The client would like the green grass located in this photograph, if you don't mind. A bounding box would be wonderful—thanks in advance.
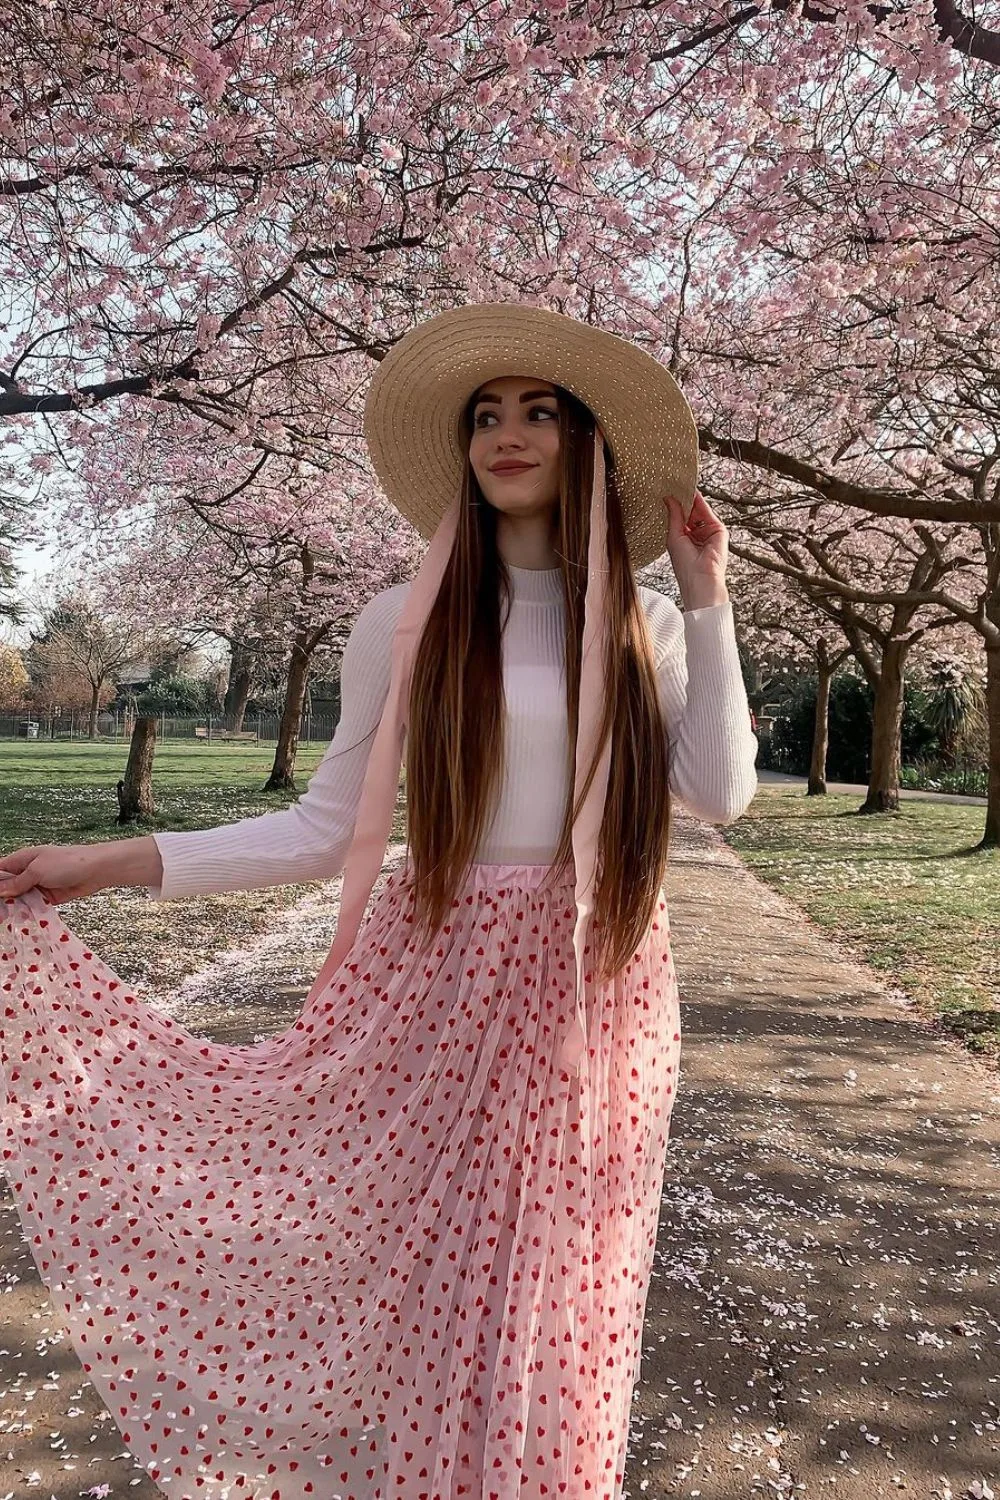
[0,739,329,850]
[0,738,330,789]
[724,786,1000,1062]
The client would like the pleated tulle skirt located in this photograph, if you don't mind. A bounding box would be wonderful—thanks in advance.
[1,859,681,1500]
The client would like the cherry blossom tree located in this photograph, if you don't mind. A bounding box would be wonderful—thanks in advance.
[3,1,996,427]
[6,0,991,454]
[64,403,421,787]
[640,2,1000,841]
[688,294,1000,835]
[0,0,684,477]
[720,495,995,830]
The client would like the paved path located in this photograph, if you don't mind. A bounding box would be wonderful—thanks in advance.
[758,769,989,808]
[2,820,998,1499]
[641,817,1000,1499]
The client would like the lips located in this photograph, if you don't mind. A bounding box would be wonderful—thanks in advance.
[489,462,536,475]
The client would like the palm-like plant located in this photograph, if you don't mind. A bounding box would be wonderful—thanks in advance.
[921,655,986,769]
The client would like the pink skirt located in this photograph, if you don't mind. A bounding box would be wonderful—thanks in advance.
[1,859,681,1500]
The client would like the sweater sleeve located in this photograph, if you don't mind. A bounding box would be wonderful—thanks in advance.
[639,588,759,825]
[148,583,409,900]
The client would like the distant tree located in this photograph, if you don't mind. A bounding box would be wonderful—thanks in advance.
[27,593,170,738]
[0,641,29,706]
[0,495,25,625]
[27,659,114,722]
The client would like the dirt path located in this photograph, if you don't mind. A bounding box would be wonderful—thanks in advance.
[2,821,998,1499]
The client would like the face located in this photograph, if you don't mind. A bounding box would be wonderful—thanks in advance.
[467,375,561,519]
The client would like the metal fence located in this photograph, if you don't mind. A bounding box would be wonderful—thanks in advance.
[0,710,339,746]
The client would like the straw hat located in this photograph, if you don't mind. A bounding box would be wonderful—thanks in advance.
[363,302,698,570]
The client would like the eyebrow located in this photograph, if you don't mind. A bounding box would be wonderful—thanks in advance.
[473,388,558,406]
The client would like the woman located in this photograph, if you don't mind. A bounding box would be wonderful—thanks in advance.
[1,304,758,1500]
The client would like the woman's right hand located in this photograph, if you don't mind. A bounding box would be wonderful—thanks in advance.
[0,836,163,905]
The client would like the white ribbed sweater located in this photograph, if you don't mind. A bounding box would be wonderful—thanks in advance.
[150,565,759,900]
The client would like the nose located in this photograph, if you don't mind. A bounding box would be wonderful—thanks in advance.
[494,422,527,450]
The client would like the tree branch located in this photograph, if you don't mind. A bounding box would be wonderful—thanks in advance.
[0,360,201,416]
[933,0,1000,63]
[700,428,1000,523]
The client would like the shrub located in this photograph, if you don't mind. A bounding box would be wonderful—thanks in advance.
[767,673,956,783]
[135,674,220,716]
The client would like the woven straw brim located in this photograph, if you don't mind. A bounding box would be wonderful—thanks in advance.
[364,303,698,572]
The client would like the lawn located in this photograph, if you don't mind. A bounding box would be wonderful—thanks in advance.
[0,738,407,1002]
[0,738,329,850]
[723,785,1000,1063]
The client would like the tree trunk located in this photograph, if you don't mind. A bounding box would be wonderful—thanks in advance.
[223,642,254,733]
[939,724,959,770]
[116,716,157,823]
[808,641,833,796]
[88,682,100,740]
[980,639,1000,850]
[265,640,310,792]
[860,639,906,814]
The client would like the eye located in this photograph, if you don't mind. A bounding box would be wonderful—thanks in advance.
[473,410,497,428]
[530,405,558,421]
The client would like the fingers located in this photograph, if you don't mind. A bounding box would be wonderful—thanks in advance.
[685,491,718,520]
[665,491,725,543]
[684,492,724,536]
[683,515,715,539]
[0,849,35,876]
[663,493,690,532]
[0,850,42,899]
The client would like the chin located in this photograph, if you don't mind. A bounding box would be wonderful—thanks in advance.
[484,490,559,517]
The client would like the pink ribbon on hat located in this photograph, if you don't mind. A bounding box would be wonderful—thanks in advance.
[307,429,611,1084]
[564,430,611,1078]
[304,494,460,1007]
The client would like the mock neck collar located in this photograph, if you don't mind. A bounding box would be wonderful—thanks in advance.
[506,562,563,604]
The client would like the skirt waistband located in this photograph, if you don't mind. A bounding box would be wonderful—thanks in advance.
[391,857,575,897]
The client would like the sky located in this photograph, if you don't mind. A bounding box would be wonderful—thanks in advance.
[7,539,57,646]
[14,540,54,579]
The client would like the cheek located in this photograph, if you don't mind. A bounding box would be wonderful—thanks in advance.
[539,427,561,468]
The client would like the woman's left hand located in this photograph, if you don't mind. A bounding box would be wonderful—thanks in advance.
[663,490,730,611]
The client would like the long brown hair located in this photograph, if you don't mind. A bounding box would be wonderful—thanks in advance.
[405,385,673,983]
